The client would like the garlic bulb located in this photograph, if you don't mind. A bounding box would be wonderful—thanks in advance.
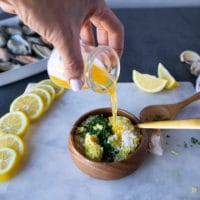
[190,61,200,76]
[180,50,200,76]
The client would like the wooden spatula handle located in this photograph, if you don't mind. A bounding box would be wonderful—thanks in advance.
[137,118,200,129]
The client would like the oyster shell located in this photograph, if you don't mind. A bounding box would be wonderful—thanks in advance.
[0,20,53,75]
[0,48,10,62]
[21,24,36,35]
[0,62,21,72]
[13,55,39,64]
[2,25,22,36]
[180,50,200,64]
[0,32,6,47]
[25,36,44,45]
[32,44,51,58]
[7,35,31,55]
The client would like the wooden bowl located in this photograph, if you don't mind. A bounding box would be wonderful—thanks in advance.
[68,108,149,180]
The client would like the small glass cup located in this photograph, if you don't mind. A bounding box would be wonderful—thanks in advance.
[47,42,120,93]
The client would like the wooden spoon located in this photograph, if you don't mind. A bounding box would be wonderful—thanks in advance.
[140,92,200,121]
[136,118,200,129]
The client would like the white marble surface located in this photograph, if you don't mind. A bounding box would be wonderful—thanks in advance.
[1,82,200,200]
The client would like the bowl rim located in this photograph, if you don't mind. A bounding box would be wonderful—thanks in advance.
[69,107,149,165]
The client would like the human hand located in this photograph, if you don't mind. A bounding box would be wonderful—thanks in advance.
[0,0,124,91]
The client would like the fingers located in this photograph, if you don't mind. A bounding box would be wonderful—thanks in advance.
[80,21,95,46]
[53,27,84,91]
[0,2,16,14]
[91,7,124,57]
[96,26,108,46]
[0,0,124,92]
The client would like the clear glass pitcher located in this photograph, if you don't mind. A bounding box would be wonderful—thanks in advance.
[47,42,120,93]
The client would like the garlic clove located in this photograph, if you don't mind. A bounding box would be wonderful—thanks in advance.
[180,50,200,64]
[190,61,200,76]
[149,129,163,156]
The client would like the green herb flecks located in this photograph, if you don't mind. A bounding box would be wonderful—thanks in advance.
[76,115,118,162]
[171,150,179,156]
[191,137,199,144]
[184,141,188,148]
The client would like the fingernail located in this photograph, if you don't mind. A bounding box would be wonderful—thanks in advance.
[70,79,83,91]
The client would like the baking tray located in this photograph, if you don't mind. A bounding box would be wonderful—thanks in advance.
[0,16,48,86]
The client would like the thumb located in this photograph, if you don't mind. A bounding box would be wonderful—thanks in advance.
[54,32,84,91]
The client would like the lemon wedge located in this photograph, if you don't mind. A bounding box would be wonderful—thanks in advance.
[157,63,179,89]
[10,93,44,122]
[26,87,52,112]
[37,79,65,99]
[0,147,20,182]
[132,70,167,93]
[0,111,29,138]
[0,134,26,159]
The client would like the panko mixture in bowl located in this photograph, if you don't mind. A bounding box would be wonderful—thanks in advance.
[68,108,149,180]
[75,114,141,162]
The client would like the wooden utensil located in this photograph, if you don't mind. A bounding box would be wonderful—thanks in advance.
[140,92,200,121]
[136,118,200,129]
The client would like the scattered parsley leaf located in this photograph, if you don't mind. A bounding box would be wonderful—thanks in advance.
[191,187,198,193]
[171,150,179,156]
[191,137,199,144]
[184,142,188,148]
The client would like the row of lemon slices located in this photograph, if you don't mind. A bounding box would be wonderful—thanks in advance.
[0,79,65,182]
[132,63,179,93]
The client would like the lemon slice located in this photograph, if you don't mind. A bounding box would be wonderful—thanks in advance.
[10,93,44,122]
[37,79,65,99]
[157,63,179,89]
[34,84,56,101]
[0,111,29,138]
[0,134,26,158]
[132,70,167,93]
[0,147,20,182]
[26,88,52,112]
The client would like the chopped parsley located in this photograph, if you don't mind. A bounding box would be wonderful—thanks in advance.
[191,187,198,193]
[76,115,118,162]
[171,150,179,156]
[165,137,200,148]
[184,142,188,148]
[191,137,199,144]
